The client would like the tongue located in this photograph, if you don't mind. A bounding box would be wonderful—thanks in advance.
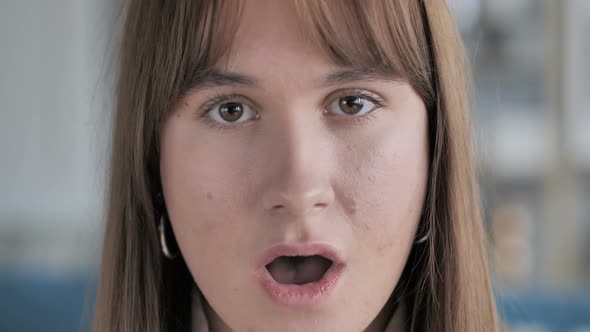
[266,256,332,285]
[266,256,297,284]
[294,256,332,284]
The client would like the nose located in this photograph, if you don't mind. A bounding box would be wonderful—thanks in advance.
[260,118,335,217]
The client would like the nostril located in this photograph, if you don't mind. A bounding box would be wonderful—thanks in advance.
[261,173,335,204]
[262,188,334,216]
[269,203,326,216]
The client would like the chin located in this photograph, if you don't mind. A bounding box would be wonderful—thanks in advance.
[240,312,364,332]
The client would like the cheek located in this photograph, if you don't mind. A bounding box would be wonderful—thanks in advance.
[159,120,253,267]
[336,109,429,314]
[340,107,429,273]
[366,149,427,235]
[345,121,428,235]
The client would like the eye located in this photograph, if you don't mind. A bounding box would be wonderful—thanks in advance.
[325,92,382,118]
[204,99,258,125]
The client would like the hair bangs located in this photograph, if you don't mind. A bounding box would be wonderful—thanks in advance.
[152,0,243,109]
[294,0,435,108]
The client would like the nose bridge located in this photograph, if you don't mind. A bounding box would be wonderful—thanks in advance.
[261,114,335,216]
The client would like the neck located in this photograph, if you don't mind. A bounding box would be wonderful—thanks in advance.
[365,295,401,332]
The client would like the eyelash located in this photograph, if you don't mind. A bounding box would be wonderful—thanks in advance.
[198,92,253,131]
[198,89,385,131]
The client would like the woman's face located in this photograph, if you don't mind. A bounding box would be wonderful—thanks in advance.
[160,1,429,331]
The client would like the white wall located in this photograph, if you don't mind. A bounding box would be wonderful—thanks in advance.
[0,0,119,273]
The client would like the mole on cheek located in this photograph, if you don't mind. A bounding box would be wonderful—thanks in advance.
[175,102,189,117]
[207,192,214,200]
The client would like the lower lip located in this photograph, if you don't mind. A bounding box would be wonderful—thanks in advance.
[255,263,344,307]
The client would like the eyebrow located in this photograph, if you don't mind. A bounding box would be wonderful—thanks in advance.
[321,67,402,86]
[184,70,258,90]
[183,67,402,92]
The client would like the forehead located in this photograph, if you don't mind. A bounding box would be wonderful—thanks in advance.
[215,0,339,86]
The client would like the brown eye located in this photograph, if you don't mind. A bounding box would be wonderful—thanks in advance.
[207,100,257,125]
[219,102,244,122]
[338,96,365,115]
[327,95,378,117]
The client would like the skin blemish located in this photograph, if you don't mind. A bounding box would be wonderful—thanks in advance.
[207,192,213,200]
[377,241,393,254]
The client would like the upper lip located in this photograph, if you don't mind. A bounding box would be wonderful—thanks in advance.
[256,242,345,270]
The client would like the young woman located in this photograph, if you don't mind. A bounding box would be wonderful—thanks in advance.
[93,0,499,331]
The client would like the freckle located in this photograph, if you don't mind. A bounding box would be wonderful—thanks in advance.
[207,192,213,200]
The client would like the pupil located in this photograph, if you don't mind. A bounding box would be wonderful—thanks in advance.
[339,96,363,114]
[220,102,243,121]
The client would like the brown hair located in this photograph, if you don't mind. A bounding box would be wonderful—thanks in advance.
[93,1,499,331]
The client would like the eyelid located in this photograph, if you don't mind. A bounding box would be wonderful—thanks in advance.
[197,88,385,130]
[323,89,385,113]
[200,92,259,115]
[198,92,260,130]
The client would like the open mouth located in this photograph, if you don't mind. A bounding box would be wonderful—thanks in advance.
[265,255,333,285]
[255,243,345,306]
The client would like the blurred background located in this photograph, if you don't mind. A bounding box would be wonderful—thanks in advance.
[0,0,588,331]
